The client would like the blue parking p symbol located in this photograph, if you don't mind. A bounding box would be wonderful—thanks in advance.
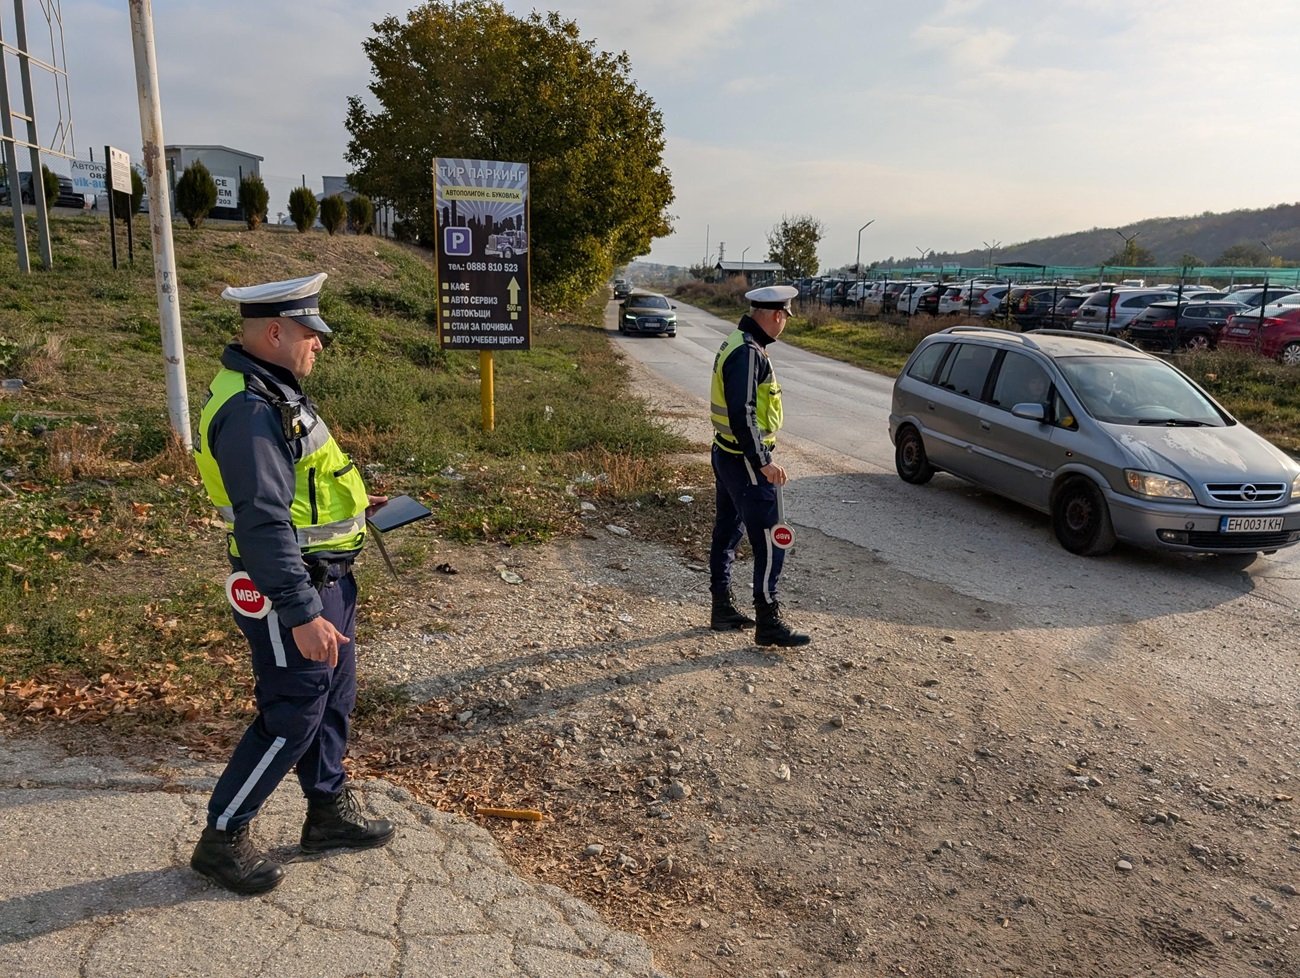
[444,226,472,256]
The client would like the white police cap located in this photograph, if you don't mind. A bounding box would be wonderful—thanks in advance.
[221,272,331,333]
[744,284,799,311]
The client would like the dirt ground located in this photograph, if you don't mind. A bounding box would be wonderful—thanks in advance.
[304,503,1300,978]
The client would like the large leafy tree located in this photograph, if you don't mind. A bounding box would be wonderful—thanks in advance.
[766,214,823,278]
[345,1,674,307]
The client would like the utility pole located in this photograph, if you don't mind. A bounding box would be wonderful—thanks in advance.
[129,0,191,449]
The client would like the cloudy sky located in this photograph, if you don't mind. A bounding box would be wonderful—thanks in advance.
[36,0,1300,269]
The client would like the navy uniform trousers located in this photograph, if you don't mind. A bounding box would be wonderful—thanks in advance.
[207,563,356,833]
[710,444,785,605]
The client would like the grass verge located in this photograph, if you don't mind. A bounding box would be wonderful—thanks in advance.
[0,217,696,728]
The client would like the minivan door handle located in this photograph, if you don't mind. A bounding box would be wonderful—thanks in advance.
[979,420,991,431]
[926,401,936,411]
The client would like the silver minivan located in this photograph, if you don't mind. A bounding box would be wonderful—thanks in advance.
[889,326,1300,556]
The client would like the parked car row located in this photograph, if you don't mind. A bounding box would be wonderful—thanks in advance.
[842,276,1300,364]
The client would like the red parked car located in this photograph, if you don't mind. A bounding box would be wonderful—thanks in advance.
[1218,305,1300,365]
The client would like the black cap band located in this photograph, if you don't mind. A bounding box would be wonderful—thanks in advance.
[238,299,321,320]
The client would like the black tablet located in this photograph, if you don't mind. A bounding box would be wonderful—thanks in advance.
[366,494,432,533]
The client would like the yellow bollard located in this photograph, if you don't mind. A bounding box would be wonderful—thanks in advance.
[480,350,495,432]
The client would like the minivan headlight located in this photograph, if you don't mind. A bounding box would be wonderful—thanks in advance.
[1125,470,1194,499]
[1291,474,1300,500]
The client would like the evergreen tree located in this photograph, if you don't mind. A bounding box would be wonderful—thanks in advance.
[346,194,374,234]
[287,186,319,233]
[175,161,218,228]
[238,174,270,230]
[320,194,347,235]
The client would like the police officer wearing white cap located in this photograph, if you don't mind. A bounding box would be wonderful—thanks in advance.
[707,284,810,647]
[190,273,394,894]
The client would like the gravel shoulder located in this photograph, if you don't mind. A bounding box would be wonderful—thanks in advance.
[340,355,1300,976]
[14,349,1298,977]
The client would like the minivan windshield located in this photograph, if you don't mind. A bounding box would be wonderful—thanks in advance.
[1056,356,1227,426]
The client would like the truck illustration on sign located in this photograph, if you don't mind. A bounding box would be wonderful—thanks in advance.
[485,229,527,259]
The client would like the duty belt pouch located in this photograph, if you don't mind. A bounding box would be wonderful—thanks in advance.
[307,562,329,590]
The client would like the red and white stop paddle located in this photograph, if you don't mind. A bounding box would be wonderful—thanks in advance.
[771,484,795,550]
[225,571,271,619]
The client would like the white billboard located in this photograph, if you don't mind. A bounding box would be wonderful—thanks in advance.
[70,159,105,194]
[213,173,237,210]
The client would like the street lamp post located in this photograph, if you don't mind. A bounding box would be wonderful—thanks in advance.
[1114,228,1140,268]
[982,239,1000,271]
[741,246,750,286]
[855,219,875,286]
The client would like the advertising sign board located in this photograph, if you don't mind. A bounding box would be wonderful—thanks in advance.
[434,157,531,351]
[213,173,237,210]
[71,159,106,195]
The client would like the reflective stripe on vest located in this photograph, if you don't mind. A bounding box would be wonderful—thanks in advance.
[194,368,369,556]
[710,329,782,453]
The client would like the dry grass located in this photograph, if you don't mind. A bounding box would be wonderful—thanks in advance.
[40,423,123,481]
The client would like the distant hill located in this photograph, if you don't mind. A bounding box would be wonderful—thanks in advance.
[918,202,1300,269]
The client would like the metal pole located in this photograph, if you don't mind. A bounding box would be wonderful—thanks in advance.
[105,144,118,269]
[12,0,52,270]
[856,219,874,291]
[0,12,30,272]
[129,0,191,449]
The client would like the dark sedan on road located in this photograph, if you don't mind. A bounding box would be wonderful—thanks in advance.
[618,291,677,337]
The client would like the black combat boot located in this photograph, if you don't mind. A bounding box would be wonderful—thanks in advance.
[754,598,811,648]
[190,824,285,895]
[300,787,396,853]
[710,589,756,631]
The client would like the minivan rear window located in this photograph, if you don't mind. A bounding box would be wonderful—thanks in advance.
[907,341,950,383]
[936,343,996,398]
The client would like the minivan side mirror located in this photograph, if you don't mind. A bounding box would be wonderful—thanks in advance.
[1011,402,1047,422]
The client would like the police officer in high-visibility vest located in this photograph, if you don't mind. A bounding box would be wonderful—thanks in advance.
[709,284,811,647]
[190,273,394,895]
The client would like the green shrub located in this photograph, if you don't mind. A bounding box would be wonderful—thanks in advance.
[237,174,270,230]
[346,194,374,234]
[288,186,318,233]
[175,161,217,228]
[320,194,347,236]
[40,165,60,207]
